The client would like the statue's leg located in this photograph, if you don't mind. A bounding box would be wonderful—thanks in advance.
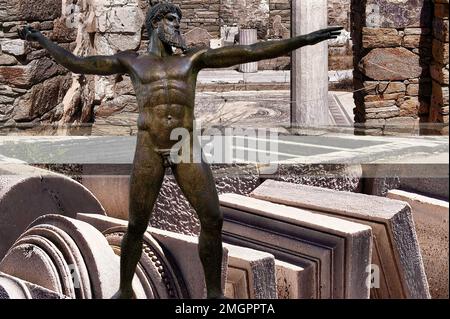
[172,161,224,299]
[113,132,165,299]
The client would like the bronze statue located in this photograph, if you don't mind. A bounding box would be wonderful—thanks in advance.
[19,3,342,299]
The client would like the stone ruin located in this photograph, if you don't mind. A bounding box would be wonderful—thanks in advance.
[1,163,447,299]
[352,0,449,135]
[0,0,354,132]
[0,0,448,300]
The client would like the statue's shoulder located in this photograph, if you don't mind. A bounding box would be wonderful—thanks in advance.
[184,46,208,60]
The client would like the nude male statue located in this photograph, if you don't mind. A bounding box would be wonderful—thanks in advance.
[19,3,342,299]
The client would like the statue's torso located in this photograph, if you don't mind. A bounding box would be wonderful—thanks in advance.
[119,51,203,149]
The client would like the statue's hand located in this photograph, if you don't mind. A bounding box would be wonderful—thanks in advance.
[308,26,344,45]
[18,26,41,42]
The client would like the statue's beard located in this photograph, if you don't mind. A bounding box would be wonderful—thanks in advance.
[158,26,187,52]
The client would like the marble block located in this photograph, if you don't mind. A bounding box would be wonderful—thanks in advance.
[250,180,430,298]
[219,193,372,299]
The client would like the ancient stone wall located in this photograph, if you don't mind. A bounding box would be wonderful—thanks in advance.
[429,0,449,134]
[0,0,354,130]
[0,0,72,130]
[351,0,446,135]
[172,0,221,37]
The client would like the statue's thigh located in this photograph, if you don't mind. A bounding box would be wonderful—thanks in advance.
[172,162,221,222]
[129,142,165,220]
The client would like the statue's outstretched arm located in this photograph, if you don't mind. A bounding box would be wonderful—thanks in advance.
[19,26,126,75]
[198,26,343,69]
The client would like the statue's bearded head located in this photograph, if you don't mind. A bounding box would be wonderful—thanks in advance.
[146,3,187,52]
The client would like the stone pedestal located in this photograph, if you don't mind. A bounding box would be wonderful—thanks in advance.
[291,0,329,127]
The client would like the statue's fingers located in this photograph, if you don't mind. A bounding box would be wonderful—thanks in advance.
[327,26,344,32]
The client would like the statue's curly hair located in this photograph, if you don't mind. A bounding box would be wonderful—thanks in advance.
[146,2,182,32]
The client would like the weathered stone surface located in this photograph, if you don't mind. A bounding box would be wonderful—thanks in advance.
[0,164,106,260]
[251,180,431,298]
[399,97,420,116]
[431,80,450,109]
[406,84,420,96]
[384,117,420,134]
[17,223,91,299]
[365,0,433,28]
[50,18,77,43]
[224,244,277,299]
[220,193,372,299]
[0,58,67,89]
[365,100,397,108]
[403,35,431,48]
[0,39,28,56]
[0,243,64,294]
[404,27,431,35]
[362,28,402,48]
[221,0,270,39]
[22,280,67,299]
[364,93,405,102]
[25,215,125,299]
[430,63,450,85]
[0,272,66,299]
[435,2,449,18]
[94,33,142,55]
[184,27,214,48]
[433,17,450,42]
[11,234,76,298]
[0,85,26,98]
[359,47,423,80]
[12,75,72,122]
[0,271,32,299]
[363,81,406,94]
[77,213,229,299]
[365,106,400,119]
[270,15,290,39]
[263,164,363,193]
[387,190,449,299]
[0,54,18,66]
[432,39,450,65]
[363,118,386,128]
[0,0,61,22]
[275,260,313,299]
[96,6,144,33]
[328,0,351,30]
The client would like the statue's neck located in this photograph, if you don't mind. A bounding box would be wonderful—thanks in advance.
[148,32,173,57]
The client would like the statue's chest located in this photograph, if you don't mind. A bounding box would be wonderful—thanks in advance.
[131,56,193,84]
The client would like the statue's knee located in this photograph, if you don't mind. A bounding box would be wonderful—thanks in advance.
[127,222,147,237]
